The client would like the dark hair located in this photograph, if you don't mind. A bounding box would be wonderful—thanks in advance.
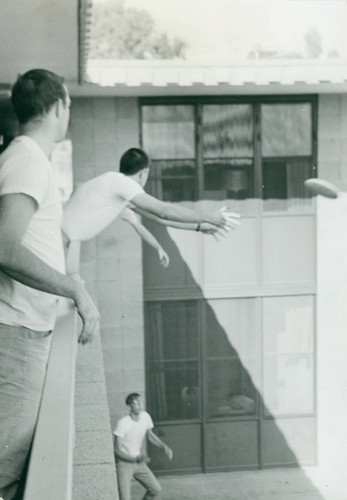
[119,148,149,175]
[125,393,140,406]
[11,69,67,124]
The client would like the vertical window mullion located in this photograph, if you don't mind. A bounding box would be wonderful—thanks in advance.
[196,103,204,199]
[254,102,263,200]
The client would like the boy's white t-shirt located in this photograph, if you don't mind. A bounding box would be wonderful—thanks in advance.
[62,172,144,241]
[114,411,154,458]
[0,136,65,331]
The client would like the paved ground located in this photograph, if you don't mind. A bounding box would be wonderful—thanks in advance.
[132,468,329,500]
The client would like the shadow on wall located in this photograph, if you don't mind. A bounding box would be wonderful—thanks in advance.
[141,219,322,497]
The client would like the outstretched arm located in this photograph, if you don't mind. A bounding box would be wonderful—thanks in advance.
[147,429,173,460]
[131,192,238,229]
[0,193,99,344]
[121,208,169,267]
[132,206,238,238]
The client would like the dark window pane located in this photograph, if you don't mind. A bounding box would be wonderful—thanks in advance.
[203,105,253,158]
[142,105,195,159]
[262,104,312,157]
[262,160,314,211]
[148,361,200,421]
[146,160,196,201]
[145,301,199,361]
[207,359,257,418]
[161,178,195,202]
[204,159,253,199]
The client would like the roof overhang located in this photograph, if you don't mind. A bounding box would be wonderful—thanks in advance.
[81,59,347,96]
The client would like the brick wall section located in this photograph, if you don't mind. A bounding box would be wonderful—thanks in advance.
[318,94,347,191]
[69,97,145,498]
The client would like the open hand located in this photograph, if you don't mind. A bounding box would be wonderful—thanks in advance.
[219,207,241,230]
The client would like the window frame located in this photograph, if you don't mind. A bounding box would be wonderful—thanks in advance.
[139,94,318,207]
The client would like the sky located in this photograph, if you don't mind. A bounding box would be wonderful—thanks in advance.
[93,0,347,61]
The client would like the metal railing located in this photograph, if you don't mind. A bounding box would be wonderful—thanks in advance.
[23,300,78,500]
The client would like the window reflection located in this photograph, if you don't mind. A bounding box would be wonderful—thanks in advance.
[148,361,200,421]
[261,103,312,157]
[205,299,258,418]
[142,105,195,159]
[262,296,314,416]
[203,105,253,158]
[207,359,257,418]
[145,301,200,421]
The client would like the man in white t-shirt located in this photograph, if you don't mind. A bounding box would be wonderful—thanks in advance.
[62,148,241,273]
[114,393,172,500]
[0,69,99,500]
[62,149,170,269]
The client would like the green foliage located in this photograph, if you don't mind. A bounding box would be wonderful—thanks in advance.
[89,0,187,60]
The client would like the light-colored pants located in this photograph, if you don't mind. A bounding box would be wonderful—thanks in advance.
[0,325,52,500]
[116,460,162,500]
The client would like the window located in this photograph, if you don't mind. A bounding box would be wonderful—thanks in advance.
[141,97,317,212]
[142,105,196,201]
[261,103,314,211]
[142,96,317,473]
[262,295,314,416]
[145,301,200,421]
[205,299,258,418]
[202,104,254,201]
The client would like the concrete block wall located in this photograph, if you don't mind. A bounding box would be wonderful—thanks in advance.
[69,97,146,496]
[73,334,118,500]
[318,94,347,192]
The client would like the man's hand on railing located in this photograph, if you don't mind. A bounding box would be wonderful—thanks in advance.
[71,275,100,344]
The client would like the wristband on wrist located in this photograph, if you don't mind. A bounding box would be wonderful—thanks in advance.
[196,223,201,232]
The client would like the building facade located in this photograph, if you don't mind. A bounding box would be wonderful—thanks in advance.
[66,87,346,496]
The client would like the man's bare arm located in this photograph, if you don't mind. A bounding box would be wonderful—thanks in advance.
[131,192,229,227]
[147,429,173,460]
[132,206,232,235]
[0,194,99,343]
[121,209,169,267]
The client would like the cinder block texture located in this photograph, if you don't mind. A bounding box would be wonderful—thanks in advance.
[318,94,347,192]
[73,464,118,500]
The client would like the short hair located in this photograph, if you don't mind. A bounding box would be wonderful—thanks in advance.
[125,393,141,406]
[119,148,149,175]
[11,69,67,124]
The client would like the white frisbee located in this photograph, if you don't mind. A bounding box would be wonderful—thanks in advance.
[304,178,339,199]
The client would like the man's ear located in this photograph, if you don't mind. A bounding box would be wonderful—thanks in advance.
[55,99,66,118]
[141,167,149,179]
[54,101,60,118]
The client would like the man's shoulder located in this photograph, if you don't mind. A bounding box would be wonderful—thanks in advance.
[117,414,131,425]
[140,411,154,426]
[113,414,131,434]
[0,137,47,171]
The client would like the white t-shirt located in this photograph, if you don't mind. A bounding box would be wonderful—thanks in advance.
[62,172,144,241]
[114,411,154,458]
[0,136,65,331]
